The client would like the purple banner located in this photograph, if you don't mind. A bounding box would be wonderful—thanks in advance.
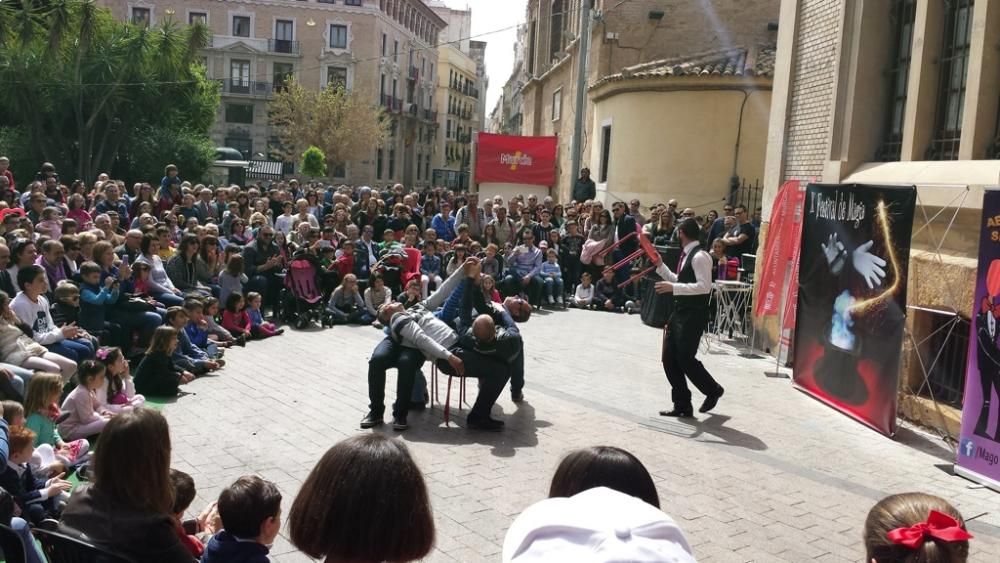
[957,189,1000,492]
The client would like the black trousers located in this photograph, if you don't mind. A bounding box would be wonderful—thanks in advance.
[662,307,722,410]
[974,366,1000,439]
[435,347,511,420]
[368,337,425,418]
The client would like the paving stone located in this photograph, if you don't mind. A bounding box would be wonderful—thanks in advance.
[166,310,1000,561]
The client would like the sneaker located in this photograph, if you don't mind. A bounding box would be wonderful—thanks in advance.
[373,320,384,329]
[214,359,226,368]
[275,328,285,335]
[546,295,554,305]
[392,415,409,431]
[360,412,383,429]
[467,415,504,432]
[556,296,564,307]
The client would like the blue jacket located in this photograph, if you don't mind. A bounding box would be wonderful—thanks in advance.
[201,531,270,563]
[431,213,456,241]
[184,322,211,349]
[80,281,118,331]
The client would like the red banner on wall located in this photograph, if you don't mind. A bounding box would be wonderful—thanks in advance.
[475,133,558,186]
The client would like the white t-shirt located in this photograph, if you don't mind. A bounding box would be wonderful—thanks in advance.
[10,292,64,345]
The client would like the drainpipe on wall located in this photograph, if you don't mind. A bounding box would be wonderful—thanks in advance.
[729,89,751,204]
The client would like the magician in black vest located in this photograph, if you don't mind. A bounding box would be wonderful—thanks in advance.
[653,218,725,417]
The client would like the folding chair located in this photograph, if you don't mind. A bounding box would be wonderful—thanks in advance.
[0,524,26,563]
[32,527,135,563]
[431,362,469,426]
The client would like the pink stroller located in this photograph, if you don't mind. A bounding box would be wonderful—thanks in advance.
[282,252,328,329]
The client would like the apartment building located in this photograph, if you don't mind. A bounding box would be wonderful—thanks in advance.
[434,44,480,190]
[99,0,445,187]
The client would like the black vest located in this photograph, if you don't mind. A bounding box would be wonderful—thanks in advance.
[673,245,711,311]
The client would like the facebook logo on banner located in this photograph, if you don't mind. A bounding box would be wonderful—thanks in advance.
[960,438,975,458]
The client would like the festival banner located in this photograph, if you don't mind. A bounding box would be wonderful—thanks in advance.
[756,180,803,316]
[793,184,916,436]
[956,188,1000,492]
[475,133,558,186]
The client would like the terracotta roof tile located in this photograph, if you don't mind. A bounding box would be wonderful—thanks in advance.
[592,45,776,88]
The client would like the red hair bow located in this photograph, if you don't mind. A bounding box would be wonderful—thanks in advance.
[887,510,973,549]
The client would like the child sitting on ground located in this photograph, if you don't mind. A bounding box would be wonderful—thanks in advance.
[540,248,565,307]
[571,271,596,309]
[166,307,222,376]
[327,274,372,325]
[595,268,624,312]
[58,359,112,441]
[95,346,145,414]
[24,373,89,475]
[246,292,283,337]
[183,299,222,358]
[204,296,242,347]
[222,293,270,341]
[202,475,282,563]
[134,326,195,397]
[0,426,72,524]
[419,240,442,299]
[363,274,392,328]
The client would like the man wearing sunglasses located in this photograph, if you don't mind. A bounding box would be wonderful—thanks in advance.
[242,226,283,317]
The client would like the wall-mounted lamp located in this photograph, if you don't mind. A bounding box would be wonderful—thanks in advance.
[306,19,317,27]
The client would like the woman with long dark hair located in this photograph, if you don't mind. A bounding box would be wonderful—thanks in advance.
[61,409,192,562]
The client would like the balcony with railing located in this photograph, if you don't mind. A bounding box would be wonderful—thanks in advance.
[423,109,437,122]
[381,94,402,113]
[408,66,419,80]
[219,79,273,97]
[210,35,268,51]
[268,39,301,55]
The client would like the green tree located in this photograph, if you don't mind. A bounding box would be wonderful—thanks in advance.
[269,81,389,172]
[299,146,327,179]
[0,0,220,183]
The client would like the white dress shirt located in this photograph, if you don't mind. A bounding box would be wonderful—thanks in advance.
[655,240,713,296]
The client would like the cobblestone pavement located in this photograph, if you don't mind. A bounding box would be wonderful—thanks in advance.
[163,309,1000,562]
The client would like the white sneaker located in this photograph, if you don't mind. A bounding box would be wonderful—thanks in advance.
[546,295,554,305]
[556,296,564,305]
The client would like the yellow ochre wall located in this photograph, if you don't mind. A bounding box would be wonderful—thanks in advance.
[589,86,772,209]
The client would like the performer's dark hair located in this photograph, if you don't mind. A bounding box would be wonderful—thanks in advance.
[548,446,659,508]
[289,434,434,561]
[678,218,701,241]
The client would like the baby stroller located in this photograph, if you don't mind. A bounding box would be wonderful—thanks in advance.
[281,250,330,329]
[372,247,410,295]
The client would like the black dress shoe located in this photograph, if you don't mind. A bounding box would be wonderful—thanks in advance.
[659,408,694,418]
[467,416,504,432]
[360,412,383,429]
[511,390,524,403]
[392,415,409,431]
[699,388,724,413]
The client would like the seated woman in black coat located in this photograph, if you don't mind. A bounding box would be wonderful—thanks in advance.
[60,408,193,562]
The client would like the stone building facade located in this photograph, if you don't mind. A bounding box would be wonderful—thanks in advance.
[434,44,481,190]
[99,0,445,187]
[519,0,780,202]
[759,0,1000,434]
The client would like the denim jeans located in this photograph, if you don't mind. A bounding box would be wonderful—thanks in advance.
[45,338,95,362]
[542,276,564,299]
[152,291,185,306]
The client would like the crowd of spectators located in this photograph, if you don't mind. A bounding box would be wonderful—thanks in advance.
[0,156,974,562]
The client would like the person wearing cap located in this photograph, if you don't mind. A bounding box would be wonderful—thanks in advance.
[653,218,724,418]
[501,487,696,562]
